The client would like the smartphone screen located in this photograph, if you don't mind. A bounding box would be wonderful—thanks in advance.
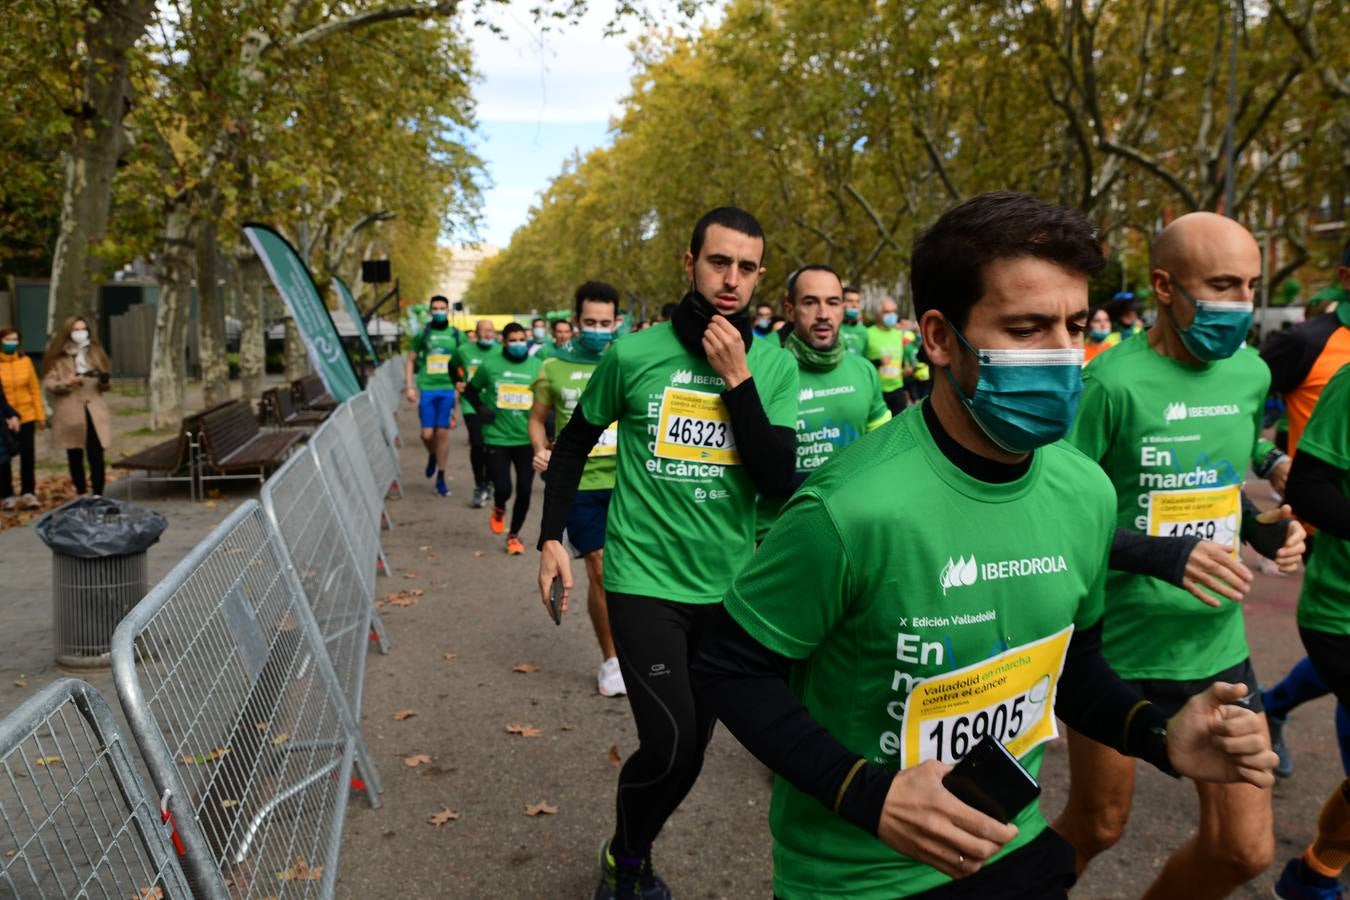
[941,734,1041,824]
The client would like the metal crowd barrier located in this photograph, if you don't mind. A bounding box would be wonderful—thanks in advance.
[0,678,191,898]
[260,448,383,806]
[311,406,389,579]
[111,502,368,899]
[351,391,402,509]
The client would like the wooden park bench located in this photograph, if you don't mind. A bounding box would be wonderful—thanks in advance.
[260,386,329,429]
[293,374,337,412]
[198,400,305,489]
[112,400,236,500]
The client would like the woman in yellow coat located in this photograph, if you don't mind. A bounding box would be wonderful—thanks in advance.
[41,316,113,496]
[0,326,47,509]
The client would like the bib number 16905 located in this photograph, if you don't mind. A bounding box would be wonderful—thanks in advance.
[924,694,1031,764]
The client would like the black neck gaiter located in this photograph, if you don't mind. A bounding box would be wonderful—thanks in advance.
[670,290,754,358]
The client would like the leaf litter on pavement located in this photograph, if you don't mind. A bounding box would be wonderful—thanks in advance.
[505,724,543,738]
[428,808,460,826]
[524,802,559,817]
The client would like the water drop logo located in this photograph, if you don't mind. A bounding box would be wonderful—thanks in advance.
[940,555,979,595]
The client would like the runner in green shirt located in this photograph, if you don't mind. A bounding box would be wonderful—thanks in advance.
[756,264,890,540]
[535,207,800,900]
[866,297,909,414]
[839,284,869,356]
[402,295,462,496]
[1055,211,1305,899]
[451,320,496,508]
[693,191,1277,900]
[530,281,626,698]
[1272,362,1350,898]
[464,323,542,556]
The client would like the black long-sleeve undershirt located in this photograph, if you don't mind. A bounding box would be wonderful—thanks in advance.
[537,403,604,548]
[720,377,798,498]
[1286,450,1350,541]
[693,400,1174,839]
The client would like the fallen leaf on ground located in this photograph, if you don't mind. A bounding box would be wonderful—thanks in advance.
[393,710,416,721]
[179,747,230,765]
[404,754,432,768]
[270,732,289,747]
[34,756,61,767]
[559,724,575,731]
[13,680,27,688]
[418,545,432,552]
[443,653,458,661]
[206,489,225,500]
[524,802,559,816]
[276,856,322,882]
[608,745,622,768]
[425,552,438,560]
[382,589,421,608]
[473,551,484,558]
[505,724,543,738]
[254,722,269,732]
[135,887,165,899]
[402,572,419,579]
[202,501,218,510]
[512,663,540,674]
[220,799,239,809]
[428,808,460,826]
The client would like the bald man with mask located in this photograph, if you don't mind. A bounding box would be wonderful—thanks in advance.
[1054,212,1304,897]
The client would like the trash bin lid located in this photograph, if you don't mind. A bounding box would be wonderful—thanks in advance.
[35,496,169,559]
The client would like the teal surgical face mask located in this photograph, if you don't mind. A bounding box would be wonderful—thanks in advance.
[1088,328,1112,342]
[577,328,613,353]
[504,341,529,361]
[478,338,497,349]
[532,326,547,343]
[1165,276,1253,362]
[843,307,860,322]
[430,311,448,324]
[942,324,1084,454]
[881,312,899,328]
[1,341,18,354]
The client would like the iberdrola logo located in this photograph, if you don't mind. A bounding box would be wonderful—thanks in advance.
[799,387,815,402]
[1163,402,1188,423]
[672,369,694,385]
[940,555,978,595]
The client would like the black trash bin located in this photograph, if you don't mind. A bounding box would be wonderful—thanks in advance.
[36,497,168,667]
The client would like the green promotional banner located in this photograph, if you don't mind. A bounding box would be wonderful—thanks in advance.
[243,223,361,401]
[334,275,380,363]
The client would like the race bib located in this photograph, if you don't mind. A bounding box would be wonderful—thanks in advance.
[880,362,901,380]
[1147,484,1241,555]
[654,387,740,465]
[426,353,451,375]
[900,625,1073,768]
[589,422,619,458]
[496,382,534,411]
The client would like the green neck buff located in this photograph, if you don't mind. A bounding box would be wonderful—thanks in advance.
[548,339,604,365]
[785,330,844,371]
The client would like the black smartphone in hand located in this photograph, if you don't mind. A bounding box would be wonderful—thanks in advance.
[941,734,1041,824]
[549,577,564,626]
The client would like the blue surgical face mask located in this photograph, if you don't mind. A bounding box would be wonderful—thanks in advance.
[1,341,17,354]
[1166,277,1253,362]
[843,307,860,322]
[505,341,529,361]
[1088,328,1111,342]
[882,312,899,328]
[478,338,497,350]
[943,324,1084,454]
[755,317,771,331]
[431,311,448,324]
[578,328,613,352]
[532,327,547,343]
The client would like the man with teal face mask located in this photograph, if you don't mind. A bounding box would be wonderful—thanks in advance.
[403,295,463,496]
[839,285,869,355]
[866,297,909,414]
[1055,211,1303,899]
[693,192,1276,900]
[530,281,627,697]
[451,319,498,507]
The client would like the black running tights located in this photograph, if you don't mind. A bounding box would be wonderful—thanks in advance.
[485,443,533,534]
[463,413,490,487]
[607,593,721,856]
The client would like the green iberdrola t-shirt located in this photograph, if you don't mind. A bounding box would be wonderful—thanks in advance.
[468,349,542,447]
[1067,336,1274,680]
[1297,363,1350,636]
[839,322,868,356]
[414,325,462,391]
[725,405,1115,899]
[533,351,618,491]
[451,345,491,415]
[865,326,907,392]
[580,321,799,603]
[756,352,891,538]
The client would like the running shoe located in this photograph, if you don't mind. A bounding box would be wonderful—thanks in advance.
[436,471,450,497]
[489,506,506,534]
[470,486,485,509]
[425,453,437,478]
[598,657,626,697]
[506,534,524,555]
[593,841,671,900]
[19,493,39,510]
[0,496,17,512]
[1268,712,1294,778]
[1273,857,1345,899]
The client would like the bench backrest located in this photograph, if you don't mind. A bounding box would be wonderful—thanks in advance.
[296,374,326,404]
[200,401,259,463]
